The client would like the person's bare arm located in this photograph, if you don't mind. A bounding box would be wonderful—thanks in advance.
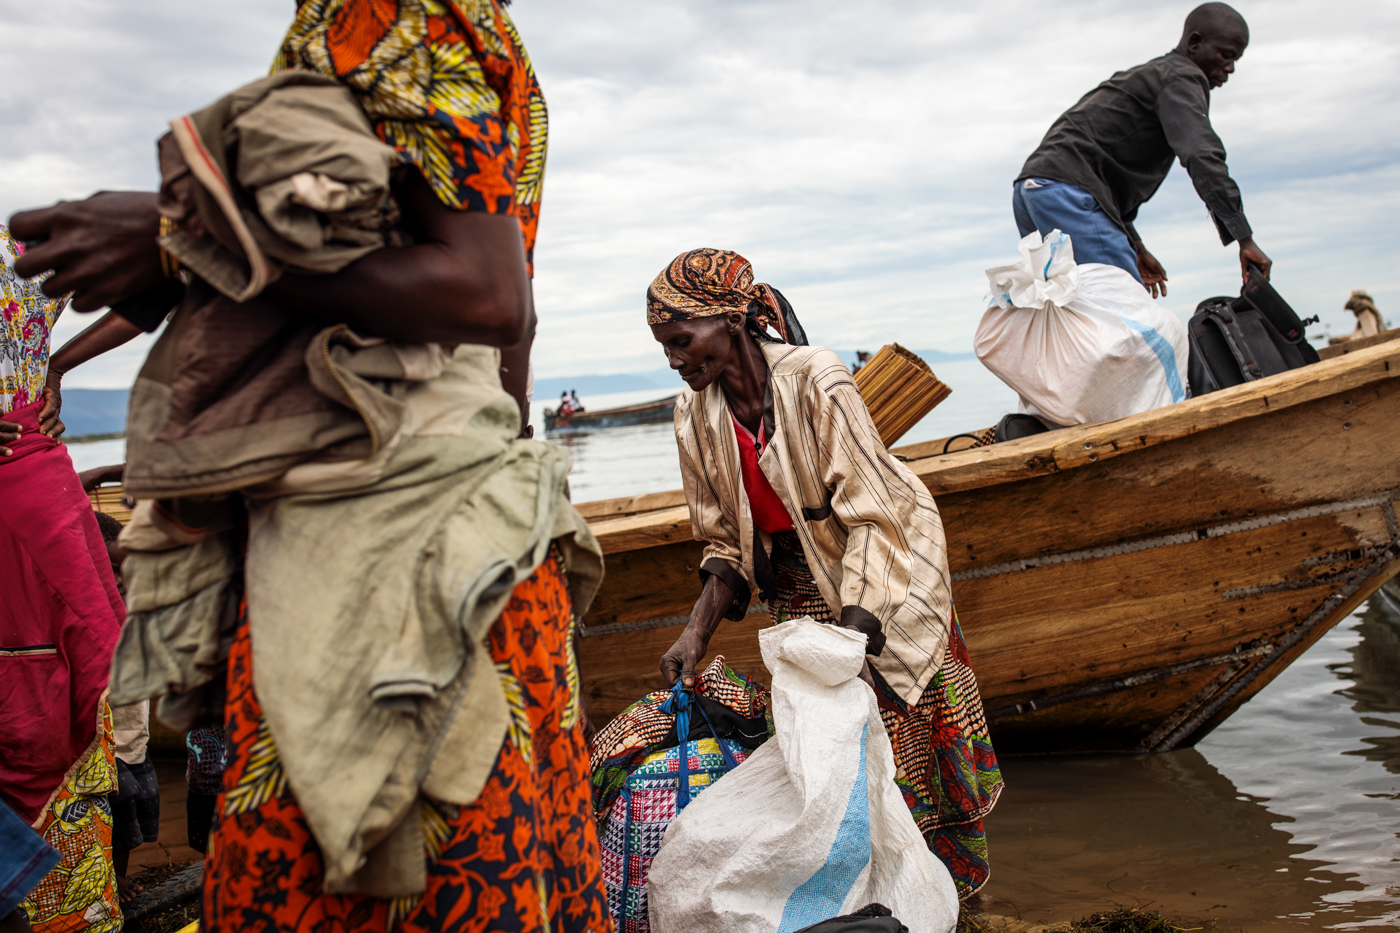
[660,575,735,690]
[499,299,537,436]
[79,463,126,492]
[264,171,530,347]
[9,170,530,348]
[38,312,145,438]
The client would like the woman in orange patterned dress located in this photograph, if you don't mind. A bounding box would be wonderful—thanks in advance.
[10,2,611,931]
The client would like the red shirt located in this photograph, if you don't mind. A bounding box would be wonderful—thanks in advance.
[731,413,794,534]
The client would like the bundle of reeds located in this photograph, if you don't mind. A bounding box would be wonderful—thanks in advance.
[88,484,133,525]
[852,343,951,447]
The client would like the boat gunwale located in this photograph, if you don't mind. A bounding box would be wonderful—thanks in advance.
[581,332,1400,552]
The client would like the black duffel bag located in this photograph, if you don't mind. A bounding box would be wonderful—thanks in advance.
[1187,265,1320,395]
[794,903,909,933]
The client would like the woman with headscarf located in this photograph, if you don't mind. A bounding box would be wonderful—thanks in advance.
[1,224,144,932]
[10,3,611,932]
[647,248,1003,897]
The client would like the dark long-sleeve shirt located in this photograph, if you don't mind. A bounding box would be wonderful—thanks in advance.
[1018,50,1251,246]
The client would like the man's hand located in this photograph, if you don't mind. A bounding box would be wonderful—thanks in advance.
[660,624,713,690]
[1136,247,1169,299]
[9,192,163,313]
[0,420,20,457]
[1239,237,1271,281]
[38,373,63,439]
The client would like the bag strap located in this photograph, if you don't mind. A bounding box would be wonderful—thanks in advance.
[1208,305,1265,381]
[658,682,741,811]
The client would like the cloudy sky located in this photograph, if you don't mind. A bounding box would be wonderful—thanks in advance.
[3,0,1397,387]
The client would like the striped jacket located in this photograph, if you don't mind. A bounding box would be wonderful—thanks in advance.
[673,342,952,705]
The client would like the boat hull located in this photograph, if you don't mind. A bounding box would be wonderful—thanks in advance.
[544,395,678,433]
[576,337,1400,753]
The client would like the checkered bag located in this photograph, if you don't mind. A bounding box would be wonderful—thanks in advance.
[598,686,750,933]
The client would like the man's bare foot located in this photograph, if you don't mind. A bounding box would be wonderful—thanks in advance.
[116,874,145,904]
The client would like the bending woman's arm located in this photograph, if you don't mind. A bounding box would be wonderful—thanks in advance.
[660,574,735,690]
[661,401,750,687]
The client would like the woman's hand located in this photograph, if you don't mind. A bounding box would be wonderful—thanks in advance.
[660,572,735,689]
[0,420,20,457]
[38,372,63,439]
[9,192,164,313]
[660,624,714,690]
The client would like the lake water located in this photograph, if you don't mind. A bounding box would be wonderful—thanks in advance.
[64,361,1400,930]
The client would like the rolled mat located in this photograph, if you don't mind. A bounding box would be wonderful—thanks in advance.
[853,344,951,447]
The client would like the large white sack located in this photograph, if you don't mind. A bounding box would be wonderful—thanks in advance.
[647,618,958,933]
[975,229,1188,427]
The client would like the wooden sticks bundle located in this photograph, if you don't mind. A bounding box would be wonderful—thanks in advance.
[852,343,952,448]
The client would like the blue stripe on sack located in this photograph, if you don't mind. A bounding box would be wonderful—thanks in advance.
[1042,230,1068,280]
[775,725,872,933]
[1120,316,1186,402]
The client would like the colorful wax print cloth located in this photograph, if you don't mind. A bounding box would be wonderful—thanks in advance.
[598,737,749,933]
[186,725,230,797]
[588,657,772,819]
[0,224,65,414]
[20,702,121,933]
[770,532,1004,898]
[274,0,548,271]
[0,398,125,824]
[202,552,611,933]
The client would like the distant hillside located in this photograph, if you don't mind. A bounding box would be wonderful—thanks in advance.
[537,347,974,401]
[60,388,129,437]
[57,347,976,433]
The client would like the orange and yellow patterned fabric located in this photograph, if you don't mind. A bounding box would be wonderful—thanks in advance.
[202,551,611,933]
[21,703,120,933]
[274,0,548,271]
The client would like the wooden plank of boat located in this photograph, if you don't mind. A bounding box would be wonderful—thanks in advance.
[543,394,678,433]
[576,330,1400,754]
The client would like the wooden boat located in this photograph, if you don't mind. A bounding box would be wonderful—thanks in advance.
[573,331,1400,754]
[543,394,678,433]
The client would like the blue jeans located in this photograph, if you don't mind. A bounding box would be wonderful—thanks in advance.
[1012,178,1142,282]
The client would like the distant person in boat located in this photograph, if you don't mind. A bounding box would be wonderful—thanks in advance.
[647,247,1003,898]
[558,389,576,416]
[1016,2,1270,297]
[0,224,143,933]
[570,388,585,412]
[8,4,611,931]
[1329,291,1387,345]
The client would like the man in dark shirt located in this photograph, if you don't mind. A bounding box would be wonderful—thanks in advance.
[1015,2,1271,298]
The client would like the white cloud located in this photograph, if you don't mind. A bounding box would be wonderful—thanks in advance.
[4,0,1396,386]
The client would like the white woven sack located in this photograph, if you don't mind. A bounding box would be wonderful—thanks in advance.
[975,229,1188,427]
[646,618,958,933]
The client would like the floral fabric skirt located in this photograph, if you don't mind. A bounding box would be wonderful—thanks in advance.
[22,703,121,933]
[202,550,612,933]
[768,531,1004,897]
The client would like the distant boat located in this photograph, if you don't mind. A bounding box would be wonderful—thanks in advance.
[572,331,1400,755]
[543,394,678,434]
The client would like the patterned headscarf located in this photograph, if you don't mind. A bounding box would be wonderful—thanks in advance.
[646,248,808,346]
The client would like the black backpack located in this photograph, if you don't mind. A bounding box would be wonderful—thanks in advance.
[1187,266,1320,396]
